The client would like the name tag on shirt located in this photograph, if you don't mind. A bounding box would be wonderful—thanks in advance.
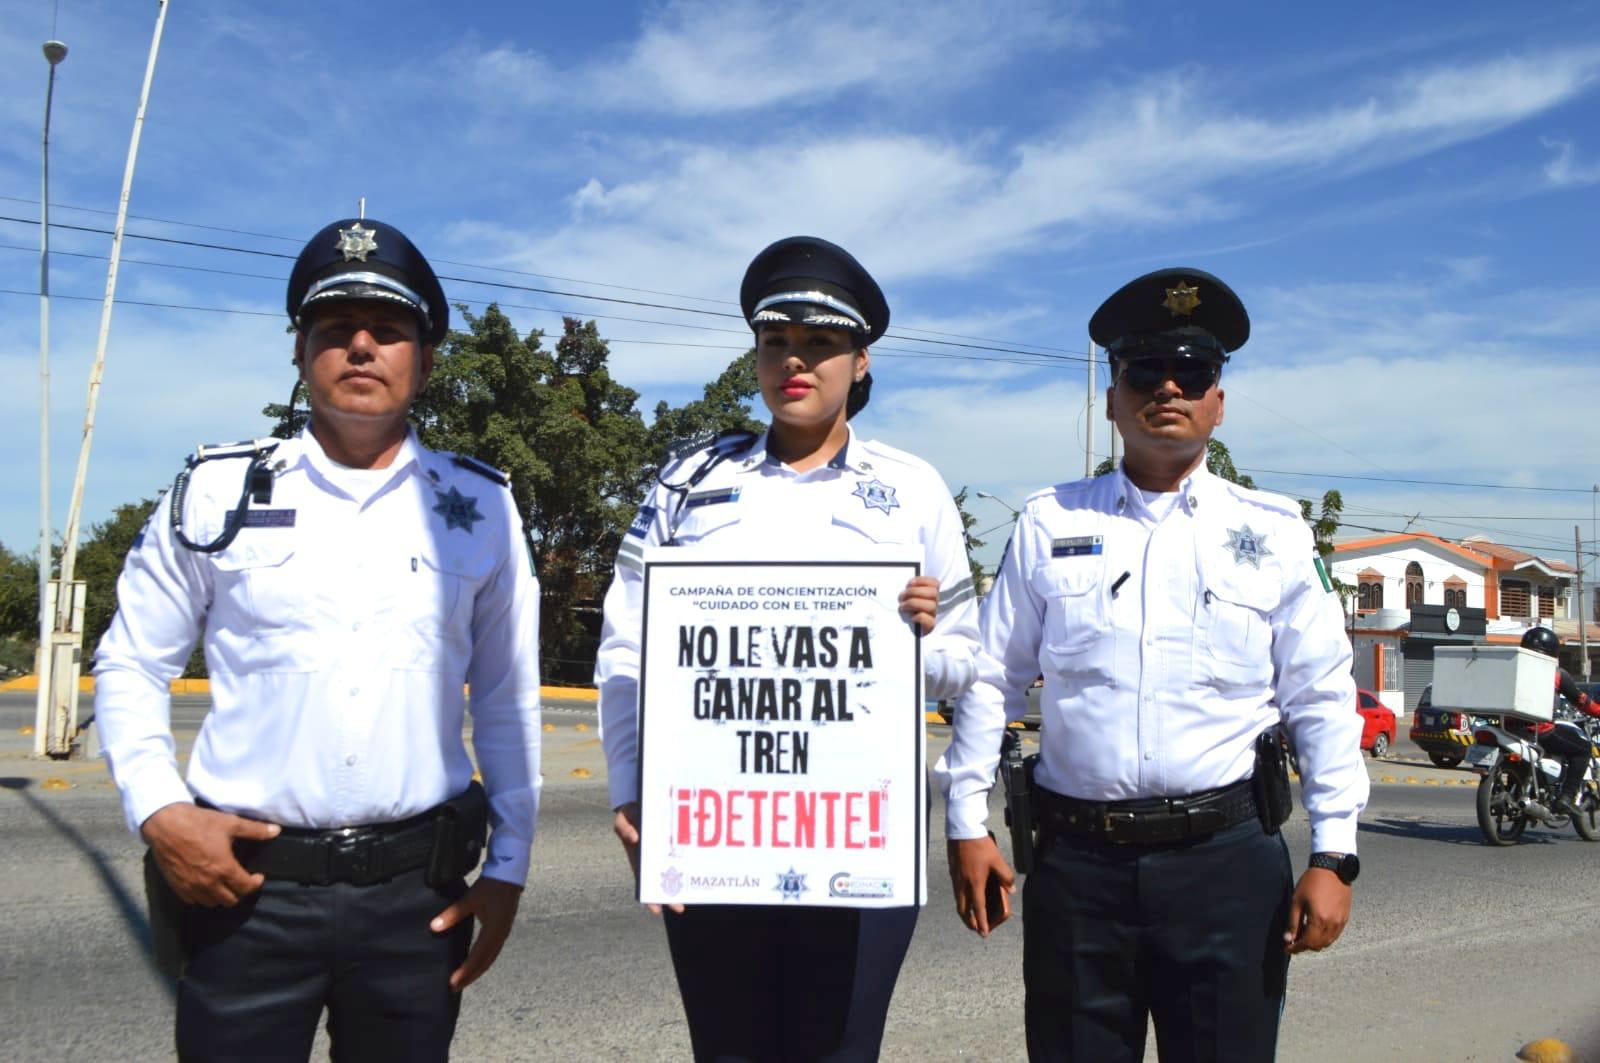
[685,487,741,509]
[238,508,297,529]
[1051,535,1102,558]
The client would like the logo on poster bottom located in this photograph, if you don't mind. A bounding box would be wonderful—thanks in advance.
[774,867,809,901]
[660,866,683,897]
[829,873,895,899]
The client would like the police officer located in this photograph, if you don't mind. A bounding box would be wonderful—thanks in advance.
[596,236,980,1061]
[936,268,1370,1062]
[94,217,543,1061]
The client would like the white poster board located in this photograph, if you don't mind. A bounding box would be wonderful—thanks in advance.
[636,545,925,908]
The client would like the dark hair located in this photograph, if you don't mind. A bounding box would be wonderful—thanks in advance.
[846,371,873,419]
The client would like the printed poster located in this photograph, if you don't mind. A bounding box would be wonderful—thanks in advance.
[637,545,925,908]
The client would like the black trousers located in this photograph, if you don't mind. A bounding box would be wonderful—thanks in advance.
[663,904,918,1062]
[1023,818,1292,1063]
[175,867,471,1062]
[1543,721,1592,796]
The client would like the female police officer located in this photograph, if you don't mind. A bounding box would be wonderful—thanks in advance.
[595,236,980,1060]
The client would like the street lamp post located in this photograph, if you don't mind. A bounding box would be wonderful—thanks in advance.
[33,39,67,757]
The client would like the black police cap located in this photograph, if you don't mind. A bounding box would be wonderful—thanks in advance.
[739,236,890,346]
[1089,267,1248,363]
[286,218,449,346]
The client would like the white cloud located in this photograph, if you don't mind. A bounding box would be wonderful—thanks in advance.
[459,0,1099,116]
[1542,136,1600,187]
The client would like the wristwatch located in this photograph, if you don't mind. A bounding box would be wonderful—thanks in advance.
[1308,851,1360,884]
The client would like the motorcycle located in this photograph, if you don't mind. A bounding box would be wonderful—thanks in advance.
[1464,712,1600,846]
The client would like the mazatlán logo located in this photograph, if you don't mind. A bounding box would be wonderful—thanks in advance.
[660,866,683,897]
[829,873,895,899]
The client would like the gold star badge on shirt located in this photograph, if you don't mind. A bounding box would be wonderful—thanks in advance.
[1163,281,1201,316]
[335,223,379,262]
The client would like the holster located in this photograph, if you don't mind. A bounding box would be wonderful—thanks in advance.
[999,729,1039,875]
[1252,727,1294,835]
[143,849,187,981]
[425,780,489,888]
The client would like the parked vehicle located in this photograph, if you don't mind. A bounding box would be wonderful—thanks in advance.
[1465,716,1600,845]
[1409,684,1495,768]
[936,677,1043,728]
[1356,689,1396,758]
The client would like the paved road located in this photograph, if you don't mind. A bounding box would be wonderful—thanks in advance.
[2,692,1598,1061]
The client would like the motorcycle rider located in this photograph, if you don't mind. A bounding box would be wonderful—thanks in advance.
[1515,626,1600,817]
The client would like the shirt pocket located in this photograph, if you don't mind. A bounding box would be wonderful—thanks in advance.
[1031,561,1109,674]
[1200,563,1279,689]
[670,505,743,545]
[207,539,312,673]
[387,546,478,671]
[829,510,910,546]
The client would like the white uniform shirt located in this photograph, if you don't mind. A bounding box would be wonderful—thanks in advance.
[935,463,1368,854]
[595,427,981,810]
[94,427,543,885]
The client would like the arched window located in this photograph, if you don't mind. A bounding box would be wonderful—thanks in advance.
[1405,562,1424,607]
[1357,569,1383,613]
[1444,577,1467,610]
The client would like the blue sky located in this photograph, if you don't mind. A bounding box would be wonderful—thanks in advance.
[2,0,1598,574]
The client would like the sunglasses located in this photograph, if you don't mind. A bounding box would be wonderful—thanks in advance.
[1117,358,1220,396]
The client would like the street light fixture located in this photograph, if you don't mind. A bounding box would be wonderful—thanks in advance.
[33,38,67,757]
[975,490,1021,519]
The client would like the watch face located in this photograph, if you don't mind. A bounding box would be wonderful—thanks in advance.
[1338,853,1360,884]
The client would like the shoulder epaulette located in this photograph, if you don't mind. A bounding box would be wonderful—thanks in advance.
[668,428,758,463]
[451,453,511,486]
[191,438,280,464]
[1223,480,1302,518]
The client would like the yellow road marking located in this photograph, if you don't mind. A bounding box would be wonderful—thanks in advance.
[571,767,592,778]
[40,778,72,791]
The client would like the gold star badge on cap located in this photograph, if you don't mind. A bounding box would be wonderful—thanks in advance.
[1162,280,1201,316]
[335,223,378,262]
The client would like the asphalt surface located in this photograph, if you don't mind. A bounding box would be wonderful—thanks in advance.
[3,691,1599,1061]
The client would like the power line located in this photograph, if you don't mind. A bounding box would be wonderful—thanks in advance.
[0,215,1093,367]
[0,206,1091,359]
[1240,465,1591,495]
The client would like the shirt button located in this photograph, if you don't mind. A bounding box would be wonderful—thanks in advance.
[1144,752,1154,761]
[345,755,358,766]
[349,687,359,696]
[351,622,361,632]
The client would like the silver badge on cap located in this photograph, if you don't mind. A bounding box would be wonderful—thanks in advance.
[335,223,379,262]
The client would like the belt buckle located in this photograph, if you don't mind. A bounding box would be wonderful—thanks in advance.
[1102,811,1138,844]
[326,827,374,886]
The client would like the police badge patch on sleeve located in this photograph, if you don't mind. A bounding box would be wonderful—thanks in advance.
[627,504,656,539]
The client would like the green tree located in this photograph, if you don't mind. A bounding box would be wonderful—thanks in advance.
[645,350,764,461]
[0,543,39,642]
[951,487,986,589]
[75,498,159,659]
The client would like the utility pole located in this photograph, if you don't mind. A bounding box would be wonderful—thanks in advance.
[44,0,169,757]
[1578,525,1591,680]
[1084,341,1096,477]
[33,39,68,756]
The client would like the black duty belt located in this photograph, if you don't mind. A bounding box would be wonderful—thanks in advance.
[1035,778,1257,846]
[202,799,449,887]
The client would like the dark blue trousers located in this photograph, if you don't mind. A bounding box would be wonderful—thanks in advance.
[664,904,919,1062]
[1023,818,1292,1063]
[175,867,471,1062]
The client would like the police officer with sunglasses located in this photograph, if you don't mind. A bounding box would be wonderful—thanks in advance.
[936,268,1369,1062]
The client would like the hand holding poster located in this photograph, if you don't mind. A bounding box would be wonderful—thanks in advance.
[637,545,925,908]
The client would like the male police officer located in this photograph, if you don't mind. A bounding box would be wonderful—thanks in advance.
[937,268,1369,1061]
[94,217,542,1061]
